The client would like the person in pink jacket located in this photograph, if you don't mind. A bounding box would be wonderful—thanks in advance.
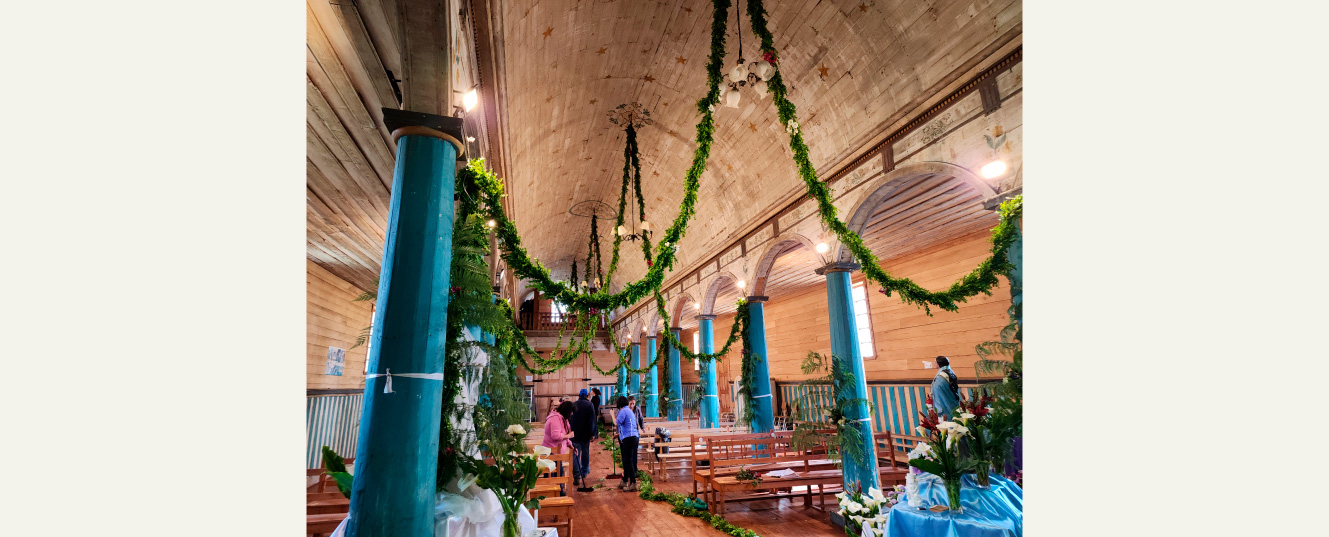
[542,401,575,455]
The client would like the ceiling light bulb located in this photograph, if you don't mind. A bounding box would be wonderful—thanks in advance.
[694,302,701,310]
[980,160,1007,179]
[616,225,626,236]
[580,280,587,288]
[725,90,741,108]
[754,80,769,99]
[815,242,830,254]
[736,279,746,289]
[462,89,478,111]
[755,62,774,81]
[486,219,496,228]
[466,136,476,142]
[640,220,651,231]
[729,62,748,83]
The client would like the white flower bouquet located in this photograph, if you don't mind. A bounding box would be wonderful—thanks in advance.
[836,484,904,536]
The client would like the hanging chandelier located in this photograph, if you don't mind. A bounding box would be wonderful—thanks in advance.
[720,0,775,108]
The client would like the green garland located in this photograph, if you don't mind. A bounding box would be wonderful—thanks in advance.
[461,0,730,316]
[741,0,1022,315]
[736,301,762,427]
[637,474,761,537]
[652,293,747,363]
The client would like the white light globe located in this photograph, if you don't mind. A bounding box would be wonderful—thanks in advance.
[981,160,1007,179]
[725,90,741,108]
[815,242,830,254]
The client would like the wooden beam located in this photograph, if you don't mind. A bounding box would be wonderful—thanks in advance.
[398,0,451,116]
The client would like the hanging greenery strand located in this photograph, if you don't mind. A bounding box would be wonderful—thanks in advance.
[651,292,747,364]
[736,301,761,427]
[462,0,730,317]
[741,0,1022,315]
[602,123,637,284]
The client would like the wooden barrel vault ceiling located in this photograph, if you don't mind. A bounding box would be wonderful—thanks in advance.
[306,0,1022,300]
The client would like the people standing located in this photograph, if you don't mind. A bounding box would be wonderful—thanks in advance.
[614,395,640,492]
[930,355,961,418]
[570,389,596,489]
[589,388,603,438]
[629,395,645,430]
[542,401,574,455]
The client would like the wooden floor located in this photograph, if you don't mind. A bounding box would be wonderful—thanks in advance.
[563,438,842,537]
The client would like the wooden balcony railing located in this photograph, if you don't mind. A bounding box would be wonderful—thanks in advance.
[518,311,608,331]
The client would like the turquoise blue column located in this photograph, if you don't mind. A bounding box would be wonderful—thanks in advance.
[629,343,642,396]
[745,298,775,433]
[667,328,683,420]
[348,123,462,537]
[816,262,880,492]
[697,315,719,428]
[615,349,629,401]
[1008,224,1022,332]
[645,336,659,417]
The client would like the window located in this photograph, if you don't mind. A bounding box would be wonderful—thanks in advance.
[851,281,876,359]
[550,301,568,322]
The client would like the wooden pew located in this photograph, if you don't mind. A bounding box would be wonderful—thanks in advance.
[306,513,344,536]
[705,431,907,516]
[691,431,790,499]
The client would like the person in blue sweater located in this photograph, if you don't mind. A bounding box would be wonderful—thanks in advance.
[614,395,640,492]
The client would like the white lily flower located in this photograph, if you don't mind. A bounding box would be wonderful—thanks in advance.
[506,424,526,435]
[955,425,969,436]
[938,421,957,430]
[536,458,556,472]
[532,445,551,456]
[960,413,975,420]
[915,426,927,435]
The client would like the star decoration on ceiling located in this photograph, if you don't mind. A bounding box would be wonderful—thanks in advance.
[641,48,650,54]
[675,56,687,64]
[643,75,655,82]
[596,47,607,55]
[604,74,612,79]
[590,99,598,105]
[817,64,830,78]
[545,96,554,103]
[683,6,692,12]
[859,3,868,12]
[748,122,757,132]
[543,27,554,38]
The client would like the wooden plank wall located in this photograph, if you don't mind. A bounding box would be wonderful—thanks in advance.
[307,259,374,390]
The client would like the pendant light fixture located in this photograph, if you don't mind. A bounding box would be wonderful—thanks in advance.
[723,0,776,109]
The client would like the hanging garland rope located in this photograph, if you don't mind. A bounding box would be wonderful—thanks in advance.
[740,0,1022,315]
[602,122,639,284]
[462,0,730,317]
[651,293,747,364]
[736,302,761,427]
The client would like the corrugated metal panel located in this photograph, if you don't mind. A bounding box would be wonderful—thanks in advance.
[306,394,363,469]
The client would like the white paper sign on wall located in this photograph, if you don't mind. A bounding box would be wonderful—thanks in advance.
[326,347,346,376]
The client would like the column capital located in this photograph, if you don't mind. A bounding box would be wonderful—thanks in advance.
[745,295,770,303]
[645,335,658,340]
[815,262,861,275]
[695,314,717,321]
[629,341,641,347]
[382,108,466,157]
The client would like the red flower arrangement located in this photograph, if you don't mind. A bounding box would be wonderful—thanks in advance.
[762,51,778,64]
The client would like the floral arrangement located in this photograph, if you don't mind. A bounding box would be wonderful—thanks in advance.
[908,397,978,511]
[458,425,555,537]
[836,484,903,536]
[955,393,996,486]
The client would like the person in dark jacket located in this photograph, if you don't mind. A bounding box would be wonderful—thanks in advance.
[589,388,603,437]
[569,388,597,488]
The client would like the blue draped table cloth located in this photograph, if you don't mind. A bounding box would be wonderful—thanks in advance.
[885,473,1022,537]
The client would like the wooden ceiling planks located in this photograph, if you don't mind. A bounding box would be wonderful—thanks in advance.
[496,0,1021,300]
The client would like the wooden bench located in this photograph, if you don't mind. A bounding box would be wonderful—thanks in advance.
[692,432,798,500]
[306,513,344,537]
[531,451,574,537]
[705,431,909,516]
[643,434,695,480]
